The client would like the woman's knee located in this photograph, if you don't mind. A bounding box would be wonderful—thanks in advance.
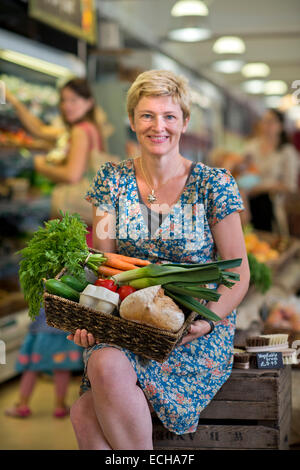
[87,347,136,388]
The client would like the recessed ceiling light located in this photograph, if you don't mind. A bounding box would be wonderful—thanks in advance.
[213,36,245,54]
[264,80,288,95]
[212,59,244,74]
[242,63,270,78]
[171,1,209,17]
[168,27,211,42]
[242,79,265,94]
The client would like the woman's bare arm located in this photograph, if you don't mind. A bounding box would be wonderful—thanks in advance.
[34,126,90,184]
[6,88,62,141]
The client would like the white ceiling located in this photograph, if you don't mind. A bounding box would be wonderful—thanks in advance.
[98,0,300,105]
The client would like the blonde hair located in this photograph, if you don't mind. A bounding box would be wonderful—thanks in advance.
[126,69,191,121]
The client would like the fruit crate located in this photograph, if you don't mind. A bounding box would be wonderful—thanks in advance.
[153,366,292,450]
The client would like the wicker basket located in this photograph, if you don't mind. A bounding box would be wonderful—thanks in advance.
[44,267,197,363]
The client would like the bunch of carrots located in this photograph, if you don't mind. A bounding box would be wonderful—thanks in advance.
[97,253,151,278]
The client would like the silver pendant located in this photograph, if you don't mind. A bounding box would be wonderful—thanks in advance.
[147,190,157,203]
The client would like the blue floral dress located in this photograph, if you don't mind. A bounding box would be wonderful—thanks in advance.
[82,158,244,435]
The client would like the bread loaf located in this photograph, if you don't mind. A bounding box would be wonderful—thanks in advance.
[119,285,185,332]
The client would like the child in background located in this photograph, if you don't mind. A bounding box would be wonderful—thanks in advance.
[5,311,84,418]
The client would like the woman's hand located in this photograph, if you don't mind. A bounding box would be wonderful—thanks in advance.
[67,329,97,347]
[34,154,47,172]
[178,320,212,346]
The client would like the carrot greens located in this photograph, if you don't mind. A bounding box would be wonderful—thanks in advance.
[18,212,106,320]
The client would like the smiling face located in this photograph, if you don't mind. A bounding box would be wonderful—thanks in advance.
[129,95,189,158]
[60,86,94,124]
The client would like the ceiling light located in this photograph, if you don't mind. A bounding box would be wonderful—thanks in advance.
[264,80,288,95]
[171,0,209,17]
[242,62,270,78]
[0,49,72,78]
[242,79,265,94]
[213,36,245,54]
[212,59,244,74]
[168,27,211,42]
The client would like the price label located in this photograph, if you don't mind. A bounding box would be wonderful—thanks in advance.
[256,352,284,369]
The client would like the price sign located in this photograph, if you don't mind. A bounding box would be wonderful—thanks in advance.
[256,352,284,369]
[29,0,97,44]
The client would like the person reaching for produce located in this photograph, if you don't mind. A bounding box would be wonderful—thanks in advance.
[67,70,250,450]
[5,78,113,229]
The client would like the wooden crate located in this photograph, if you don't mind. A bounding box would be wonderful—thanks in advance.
[153,367,292,450]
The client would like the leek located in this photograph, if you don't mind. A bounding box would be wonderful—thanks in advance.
[165,284,221,302]
[164,290,221,322]
[113,264,222,285]
[162,258,242,270]
[126,266,221,289]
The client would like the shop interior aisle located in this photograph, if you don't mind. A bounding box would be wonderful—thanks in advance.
[0,370,300,450]
[0,374,81,450]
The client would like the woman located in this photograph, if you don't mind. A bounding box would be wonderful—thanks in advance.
[68,70,250,450]
[5,78,111,229]
[242,108,299,234]
[4,79,104,419]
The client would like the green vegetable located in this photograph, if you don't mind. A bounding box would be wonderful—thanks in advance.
[112,258,242,321]
[45,279,80,302]
[164,283,221,302]
[248,253,272,293]
[18,211,107,320]
[60,274,88,292]
[126,265,221,289]
[112,258,242,284]
[164,289,222,322]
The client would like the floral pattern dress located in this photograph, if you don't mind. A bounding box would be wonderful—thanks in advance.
[82,158,244,435]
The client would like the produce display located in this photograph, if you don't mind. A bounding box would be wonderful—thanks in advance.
[19,212,242,332]
[243,228,274,294]
[265,298,300,333]
[244,231,279,263]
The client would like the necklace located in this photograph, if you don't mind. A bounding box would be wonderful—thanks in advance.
[139,158,182,203]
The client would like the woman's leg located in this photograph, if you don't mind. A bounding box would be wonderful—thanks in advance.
[53,369,71,409]
[70,390,112,450]
[87,347,153,450]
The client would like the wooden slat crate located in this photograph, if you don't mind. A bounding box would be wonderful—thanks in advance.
[153,366,292,450]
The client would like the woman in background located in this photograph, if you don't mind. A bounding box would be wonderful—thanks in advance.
[243,108,299,234]
[5,78,110,229]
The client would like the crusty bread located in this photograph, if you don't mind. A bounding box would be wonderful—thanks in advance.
[119,285,185,332]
